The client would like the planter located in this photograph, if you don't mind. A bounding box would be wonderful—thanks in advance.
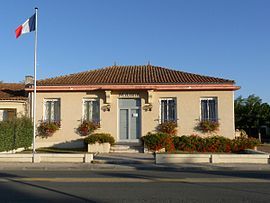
[156,153,211,164]
[88,142,111,153]
[155,153,270,164]
[211,154,269,164]
[0,153,93,163]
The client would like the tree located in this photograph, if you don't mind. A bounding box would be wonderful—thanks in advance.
[235,94,270,136]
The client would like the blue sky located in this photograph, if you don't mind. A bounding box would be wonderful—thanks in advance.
[0,0,269,103]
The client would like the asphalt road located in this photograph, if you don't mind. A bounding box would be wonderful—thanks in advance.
[0,168,270,202]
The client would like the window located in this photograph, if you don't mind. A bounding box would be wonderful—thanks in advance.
[160,98,176,123]
[200,98,218,121]
[0,109,16,121]
[44,99,60,122]
[83,99,100,122]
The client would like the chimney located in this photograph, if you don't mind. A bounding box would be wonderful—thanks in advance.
[25,75,34,86]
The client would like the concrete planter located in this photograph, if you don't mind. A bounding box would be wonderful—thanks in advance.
[156,153,270,164]
[88,142,111,153]
[211,154,269,164]
[156,154,211,164]
[0,153,93,163]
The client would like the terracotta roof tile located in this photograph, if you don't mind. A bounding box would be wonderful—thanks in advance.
[0,83,27,100]
[37,65,235,86]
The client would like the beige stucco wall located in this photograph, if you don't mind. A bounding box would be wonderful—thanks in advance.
[35,90,235,148]
[146,90,235,138]
[0,100,27,117]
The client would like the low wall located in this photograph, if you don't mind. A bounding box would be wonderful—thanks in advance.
[156,153,270,164]
[211,154,269,164]
[156,154,211,164]
[0,154,33,162]
[0,153,93,163]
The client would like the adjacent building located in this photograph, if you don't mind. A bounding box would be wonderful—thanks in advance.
[0,83,28,121]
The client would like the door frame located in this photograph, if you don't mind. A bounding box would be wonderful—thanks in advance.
[117,98,141,143]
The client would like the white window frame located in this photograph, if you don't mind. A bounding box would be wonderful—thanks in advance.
[200,97,218,121]
[159,98,177,123]
[43,98,61,122]
[82,98,100,122]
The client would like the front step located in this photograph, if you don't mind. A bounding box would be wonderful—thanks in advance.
[110,144,143,153]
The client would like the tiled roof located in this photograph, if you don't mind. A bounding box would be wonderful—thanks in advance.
[0,83,27,100]
[38,65,235,86]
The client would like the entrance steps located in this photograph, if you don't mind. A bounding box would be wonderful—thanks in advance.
[110,143,143,153]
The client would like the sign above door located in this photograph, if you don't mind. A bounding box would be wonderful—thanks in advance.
[119,93,140,98]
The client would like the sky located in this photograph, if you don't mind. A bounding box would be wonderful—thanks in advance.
[0,0,269,103]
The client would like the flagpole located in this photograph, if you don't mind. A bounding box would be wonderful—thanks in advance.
[33,7,38,162]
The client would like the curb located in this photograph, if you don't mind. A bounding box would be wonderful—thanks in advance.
[1,162,270,171]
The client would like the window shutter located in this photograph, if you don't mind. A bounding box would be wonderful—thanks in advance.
[209,99,217,121]
[168,99,176,121]
[54,100,60,122]
[7,110,16,121]
[92,100,100,122]
[201,100,208,121]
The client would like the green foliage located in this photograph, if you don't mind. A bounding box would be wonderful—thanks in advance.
[235,95,270,130]
[142,132,175,152]
[0,117,33,152]
[156,121,177,135]
[174,135,205,152]
[77,120,100,136]
[84,133,115,145]
[37,121,60,138]
[173,135,260,153]
[197,120,220,133]
[231,135,261,153]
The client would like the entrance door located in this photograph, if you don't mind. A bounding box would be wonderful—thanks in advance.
[119,99,141,141]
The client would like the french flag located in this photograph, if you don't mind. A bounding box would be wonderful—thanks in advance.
[15,14,36,38]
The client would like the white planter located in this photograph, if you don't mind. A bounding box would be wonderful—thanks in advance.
[0,153,93,163]
[88,142,111,153]
[156,154,211,164]
[155,153,270,164]
[211,154,269,164]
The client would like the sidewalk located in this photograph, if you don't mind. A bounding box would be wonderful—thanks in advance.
[1,162,270,171]
[258,144,270,153]
[0,153,270,171]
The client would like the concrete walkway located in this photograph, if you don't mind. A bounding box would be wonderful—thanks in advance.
[258,144,270,153]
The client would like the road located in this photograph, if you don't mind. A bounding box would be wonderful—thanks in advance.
[0,168,270,202]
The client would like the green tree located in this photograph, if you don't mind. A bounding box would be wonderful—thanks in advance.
[235,94,270,136]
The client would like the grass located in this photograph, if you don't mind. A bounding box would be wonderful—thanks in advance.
[20,147,87,154]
